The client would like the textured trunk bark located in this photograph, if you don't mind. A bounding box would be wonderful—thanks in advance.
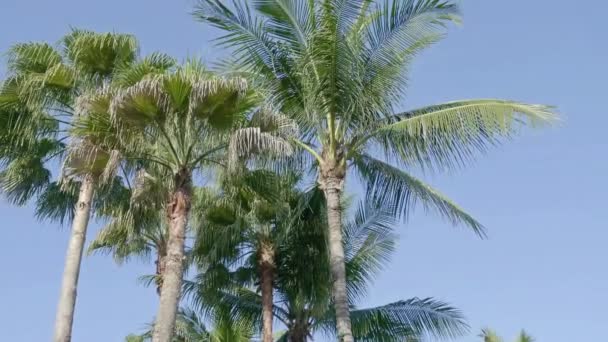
[155,253,166,296]
[152,170,191,342]
[53,174,96,342]
[259,242,275,342]
[320,173,353,342]
[288,324,308,342]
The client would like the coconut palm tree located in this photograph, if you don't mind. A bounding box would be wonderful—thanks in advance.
[193,1,557,339]
[106,61,291,342]
[0,30,174,342]
[189,191,469,341]
[480,329,535,342]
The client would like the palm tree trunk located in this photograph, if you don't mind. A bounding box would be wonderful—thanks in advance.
[288,323,308,342]
[53,174,96,342]
[259,241,275,342]
[155,252,166,296]
[319,172,353,342]
[152,169,192,342]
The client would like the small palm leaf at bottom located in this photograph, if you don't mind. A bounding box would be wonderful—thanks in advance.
[349,298,469,341]
[480,328,504,342]
[517,330,535,342]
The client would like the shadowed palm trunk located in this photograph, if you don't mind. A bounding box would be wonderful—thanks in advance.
[259,241,275,342]
[153,169,192,342]
[155,246,167,296]
[288,323,308,342]
[319,165,353,342]
[53,174,96,342]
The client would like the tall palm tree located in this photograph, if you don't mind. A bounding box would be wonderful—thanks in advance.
[194,1,558,340]
[481,329,535,342]
[191,168,301,342]
[0,30,172,342]
[106,61,289,342]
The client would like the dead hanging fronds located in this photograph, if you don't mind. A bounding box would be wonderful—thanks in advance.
[228,127,294,170]
[100,149,121,183]
[59,138,113,188]
[74,84,115,117]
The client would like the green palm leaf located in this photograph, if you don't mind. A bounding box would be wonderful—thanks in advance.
[352,153,484,236]
[366,99,557,170]
[351,298,469,341]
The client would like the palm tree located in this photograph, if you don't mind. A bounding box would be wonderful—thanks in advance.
[481,329,535,342]
[193,1,557,340]
[187,166,296,342]
[0,30,173,342]
[127,307,254,342]
[106,61,289,342]
[189,191,469,341]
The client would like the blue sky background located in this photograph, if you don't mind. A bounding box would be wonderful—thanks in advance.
[1,0,606,341]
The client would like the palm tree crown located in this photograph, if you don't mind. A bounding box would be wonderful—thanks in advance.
[193,1,557,340]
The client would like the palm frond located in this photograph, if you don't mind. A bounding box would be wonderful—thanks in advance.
[343,201,397,300]
[352,153,485,236]
[350,298,469,341]
[63,29,139,78]
[366,99,557,170]
[480,328,504,342]
[35,180,78,225]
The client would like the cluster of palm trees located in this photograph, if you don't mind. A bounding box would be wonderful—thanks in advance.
[0,1,556,342]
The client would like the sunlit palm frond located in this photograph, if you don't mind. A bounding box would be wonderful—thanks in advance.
[366,99,557,170]
[193,0,279,74]
[63,29,139,79]
[113,52,176,88]
[253,0,315,50]
[7,42,63,75]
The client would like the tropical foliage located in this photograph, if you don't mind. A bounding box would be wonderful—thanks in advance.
[0,0,557,341]
[481,328,535,342]
[193,0,557,340]
[0,30,174,342]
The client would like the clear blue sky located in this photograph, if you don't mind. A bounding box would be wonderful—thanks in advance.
[1,0,606,341]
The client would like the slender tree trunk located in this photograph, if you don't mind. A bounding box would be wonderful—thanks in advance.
[319,170,353,342]
[152,169,191,342]
[53,174,96,342]
[259,241,275,342]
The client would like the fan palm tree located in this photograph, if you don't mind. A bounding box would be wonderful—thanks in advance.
[480,329,535,342]
[106,61,291,342]
[189,190,469,341]
[193,1,558,339]
[0,30,174,342]
[88,166,226,297]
